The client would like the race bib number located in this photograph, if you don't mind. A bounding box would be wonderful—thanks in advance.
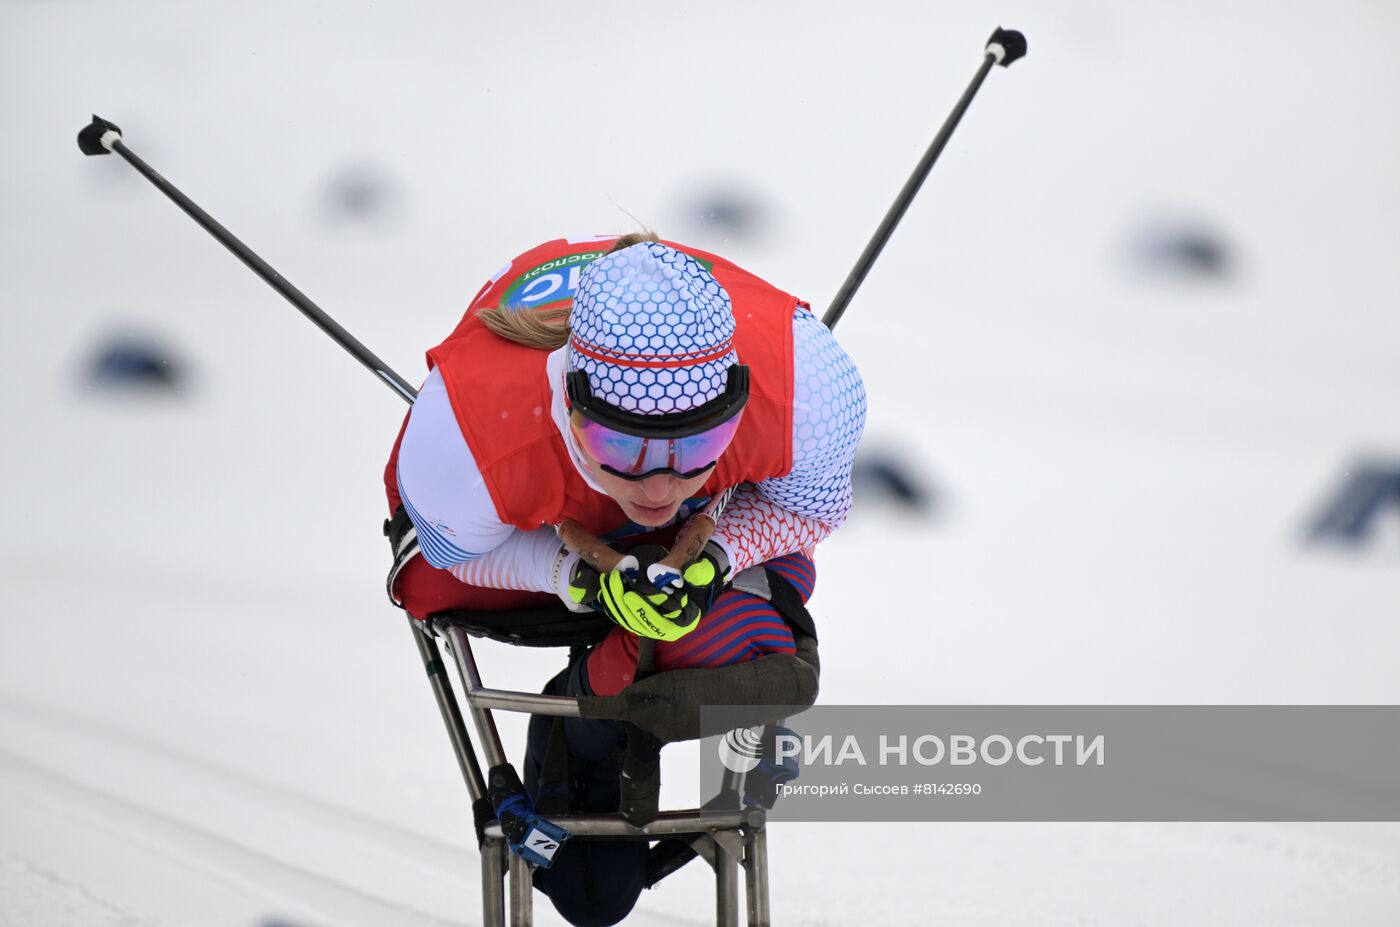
[523,828,561,862]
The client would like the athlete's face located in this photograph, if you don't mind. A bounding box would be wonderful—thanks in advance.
[579,451,713,526]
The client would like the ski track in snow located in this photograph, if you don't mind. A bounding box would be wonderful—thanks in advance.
[0,854,146,927]
[0,739,469,927]
[0,696,469,871]
[0,695,715,927]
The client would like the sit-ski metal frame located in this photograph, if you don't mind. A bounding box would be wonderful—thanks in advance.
[408,615,773,927]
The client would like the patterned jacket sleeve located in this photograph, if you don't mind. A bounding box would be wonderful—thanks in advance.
[710,308,866,572]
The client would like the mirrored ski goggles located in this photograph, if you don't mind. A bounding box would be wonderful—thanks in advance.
[565,366,749,481]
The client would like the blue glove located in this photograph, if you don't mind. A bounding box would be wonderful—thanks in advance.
[487,764,570,868]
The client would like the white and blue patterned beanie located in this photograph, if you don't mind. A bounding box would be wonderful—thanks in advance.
[567,242,738,414]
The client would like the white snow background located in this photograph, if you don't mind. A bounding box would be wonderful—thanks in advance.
[2,1,1399,924]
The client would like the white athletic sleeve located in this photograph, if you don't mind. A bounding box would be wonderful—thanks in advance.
[397,368,565,594]
[397,367,516,567]
[711,308,866,572]
[447,525,574,594]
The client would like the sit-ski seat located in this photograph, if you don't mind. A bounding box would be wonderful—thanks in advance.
[391,505,816,924]
[409,595,817,926]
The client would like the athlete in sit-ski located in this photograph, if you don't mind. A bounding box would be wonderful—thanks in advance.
[383,232,865,926]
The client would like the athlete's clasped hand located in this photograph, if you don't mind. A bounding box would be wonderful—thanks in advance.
[662,540,730,629]
[568,544,701,642]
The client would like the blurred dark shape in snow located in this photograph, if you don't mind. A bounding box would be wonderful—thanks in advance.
[851,448,939,517]
[673,177,770,245]
[83,328,187,396]
[319,161,407,231]
[1305,458,1400,549]
[1129,216,1233,281]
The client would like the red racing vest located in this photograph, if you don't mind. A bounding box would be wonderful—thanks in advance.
[423,237,798,538]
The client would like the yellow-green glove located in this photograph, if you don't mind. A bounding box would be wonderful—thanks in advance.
[645,541,732,628]
[568,547,697,642]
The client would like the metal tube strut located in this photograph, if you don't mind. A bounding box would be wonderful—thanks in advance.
[408,616,486,800]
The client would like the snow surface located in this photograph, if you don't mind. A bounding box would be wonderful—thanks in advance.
[2,1,1399,924]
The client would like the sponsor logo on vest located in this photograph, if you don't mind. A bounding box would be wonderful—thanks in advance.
[501,251,607,309]
[500,250,718,310]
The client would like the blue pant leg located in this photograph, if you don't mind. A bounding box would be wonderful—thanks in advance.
[523,657,648,927]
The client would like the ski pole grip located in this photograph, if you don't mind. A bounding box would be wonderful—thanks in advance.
[557,514,715,575]
[77,115,123,156]
[556,519,626,572]
[659,515,717,574]
[985,27,1027,67]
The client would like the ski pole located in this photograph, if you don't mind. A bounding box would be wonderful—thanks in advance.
[75,116,419,405]
[73,116,700,572]
[822,26,1026,330]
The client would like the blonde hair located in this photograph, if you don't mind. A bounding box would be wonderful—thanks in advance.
[477,231,661,350]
